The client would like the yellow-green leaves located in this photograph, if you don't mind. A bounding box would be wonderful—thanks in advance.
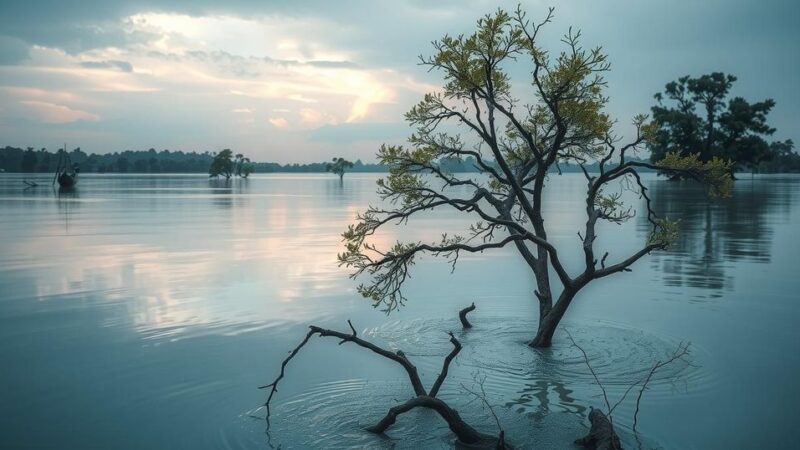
[594,191,634,224]
[657,152,733,198]
[648,218,680,248]
[426,9,521,99]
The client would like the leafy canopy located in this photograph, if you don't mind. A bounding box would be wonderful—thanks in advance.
[339,7,732,313]
[650,72,779,171]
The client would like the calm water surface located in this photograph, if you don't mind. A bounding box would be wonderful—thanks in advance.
[0,173,798,449]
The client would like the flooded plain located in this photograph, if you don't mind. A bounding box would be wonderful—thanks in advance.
[0,172,798,449]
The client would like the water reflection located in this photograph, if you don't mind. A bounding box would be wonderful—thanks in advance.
[641,176,798,294]
[509,378,586,421]
[56,186,79,234]
[1,173,799,450]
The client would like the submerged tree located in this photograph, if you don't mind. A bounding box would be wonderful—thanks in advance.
[326,157,355,181]
[649,72,778,174]
[339,8,731,348]
[234,153,254,178]
[209,149,234,179]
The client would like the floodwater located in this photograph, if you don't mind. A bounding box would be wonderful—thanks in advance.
[0,172,798,449]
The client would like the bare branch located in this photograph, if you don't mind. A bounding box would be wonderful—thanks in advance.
[633,342,691,431]
[260,322,427,429]
[565,329,612,419]
[459,302,476,328]
[428,331,463,398]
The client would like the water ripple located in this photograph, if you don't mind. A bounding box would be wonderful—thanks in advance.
[257,317,711,449]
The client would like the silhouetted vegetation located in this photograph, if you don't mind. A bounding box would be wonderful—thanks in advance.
[326,157,354,180]
[234,153,254,178]
[758,140,800,173]
[0,147,388,174]
[3,140,796,176]
[649,73,795,174]
[208,149,234,179]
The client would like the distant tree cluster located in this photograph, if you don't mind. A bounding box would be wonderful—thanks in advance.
[649,72,797,174]
[757,140,799,173]
[0,147,214,173]
[253,159,388,173]
[0,147,388,174]
[326,157,354,180]
[207,150,256,179]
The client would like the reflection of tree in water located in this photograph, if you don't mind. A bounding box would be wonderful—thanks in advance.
[208,177,250,210]
[506,377,587,422]
[56,187,79,234]
[640,177,797,294]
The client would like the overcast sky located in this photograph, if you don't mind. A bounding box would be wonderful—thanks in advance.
[0,0,797,163]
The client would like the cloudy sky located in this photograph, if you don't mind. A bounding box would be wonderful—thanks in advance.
[0,0,797,163]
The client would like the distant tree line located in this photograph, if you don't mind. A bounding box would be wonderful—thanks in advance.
[2,139,797,175]
[0,147,390,174]
[0,147,215,173]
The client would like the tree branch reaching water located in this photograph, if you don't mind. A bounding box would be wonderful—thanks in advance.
[260,304,509,447]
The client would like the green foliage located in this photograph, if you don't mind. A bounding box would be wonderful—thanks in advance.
[240,161,254,178]
[234,153,254,178]
[656,152,733,197]
[338,7,738,316]
[649,72,779,171]
[758,140,800,173]
[209,149,234,178]
[326,157,354,179]
[648,218,680,248]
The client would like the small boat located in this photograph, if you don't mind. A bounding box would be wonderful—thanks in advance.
[53,145,79,188]
[57,170,77,188]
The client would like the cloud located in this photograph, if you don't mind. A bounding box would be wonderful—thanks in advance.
[0,35,29,65]
[268,117,289,128]
[263,56,359,70]
[308,122,409,144]
[79,60,133,72]
[0,0,797,162]
[18,100,99,123]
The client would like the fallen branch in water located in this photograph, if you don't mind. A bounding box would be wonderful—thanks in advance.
[261,306,508,448]
[459,302,476,328]
[632,342,691,431]
[23,180,39,188]
[567,329,692,450]
[461,373,507,448]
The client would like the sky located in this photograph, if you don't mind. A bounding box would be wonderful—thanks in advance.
[0,0,797,163]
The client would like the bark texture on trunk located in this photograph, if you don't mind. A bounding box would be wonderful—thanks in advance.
[529,290,575,348]
[366,395,498,446]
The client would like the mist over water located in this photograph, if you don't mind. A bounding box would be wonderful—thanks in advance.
[0,173,798,449]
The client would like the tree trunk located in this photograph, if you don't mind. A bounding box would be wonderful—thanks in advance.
[529,290,575,348]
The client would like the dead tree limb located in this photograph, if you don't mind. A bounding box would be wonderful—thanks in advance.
[632,342,691,431]
[365,395,487,444]
[569,329,693,449]
[261,307,507,447]
[461,374,508,449]
[428,332,462,398]
[566,330,613,418]
[575,408,622,450]
[459,302,476,328]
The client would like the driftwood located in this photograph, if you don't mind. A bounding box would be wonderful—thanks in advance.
[568,329,692,450]
[459,302,476,328]
[575,408,622,450]
[261,306,509,448]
